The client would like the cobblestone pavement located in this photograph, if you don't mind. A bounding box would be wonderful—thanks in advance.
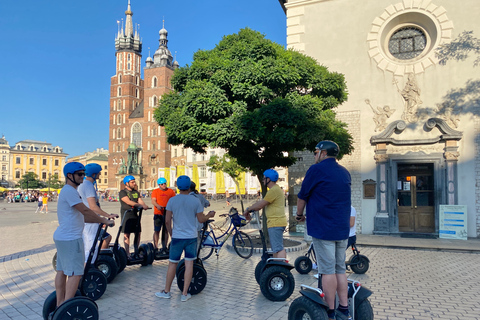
[1,201,480,319]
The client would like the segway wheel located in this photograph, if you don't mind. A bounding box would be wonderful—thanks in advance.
[349,255,369,274]
[288,296,329,320]
[176,259,185,278]
[147,243,155,264]
[95,255,118,283]
[294,256,313,274]
[116,246,128,274]
[254,260,266,284]
[138,244,149,266]
[176,262,207,295]
[52,252,57,271]
[43,290,82,320]
[355,299,374,319]
[52,296,98,320]
[259,266,295,301]
[80,269,107,301]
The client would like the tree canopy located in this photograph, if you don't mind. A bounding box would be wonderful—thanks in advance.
[17,172,45,190]
[155,28,353,181]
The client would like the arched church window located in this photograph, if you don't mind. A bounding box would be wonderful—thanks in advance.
[152,77,157,88]
[118,87,122,97]
[117,128,121,139]
[132,123,142,147]
[117,114,122,124]
[118,74,122,84]
[388,27,426,60]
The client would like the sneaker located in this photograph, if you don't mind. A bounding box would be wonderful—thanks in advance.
[336,309,352,320]
[181,293,191,302]
[312,262,318,270]
[155,290,171,299]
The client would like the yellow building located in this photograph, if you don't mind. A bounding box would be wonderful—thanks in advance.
[8,140,68,188]
[69,148,109,191]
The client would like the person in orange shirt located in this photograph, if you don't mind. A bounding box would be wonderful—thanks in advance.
[151,177,176,254]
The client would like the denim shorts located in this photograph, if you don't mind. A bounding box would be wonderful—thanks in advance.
[153,214,164,232]
[169,238,197,263]
[312,237,347,274]
[55,238,85,276]
[268,227,285,253]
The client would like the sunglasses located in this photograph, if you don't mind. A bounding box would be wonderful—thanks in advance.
[314,150,320,156]
[75,172,86,177]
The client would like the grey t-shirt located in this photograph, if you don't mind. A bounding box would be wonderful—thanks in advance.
[166,194,204,239]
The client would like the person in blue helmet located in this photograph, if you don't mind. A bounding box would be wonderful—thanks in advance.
[78,163,118,263]
[296,140,352,320]
[151,177,176,253]
[119,175,150,257]
[156,175,215,302]
[244,169,287,259]
[53,162,115,309]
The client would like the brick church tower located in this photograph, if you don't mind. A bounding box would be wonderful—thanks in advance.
[108,1,176,191]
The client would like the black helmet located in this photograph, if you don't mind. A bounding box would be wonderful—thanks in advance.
[315,140,339,157]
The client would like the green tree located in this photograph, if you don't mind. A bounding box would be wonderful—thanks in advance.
[155,28,353,192]
[207,154,247,211]
[47,173,64,190]
[17,172,45,190]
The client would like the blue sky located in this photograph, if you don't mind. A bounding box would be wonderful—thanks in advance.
[0,0,286,157]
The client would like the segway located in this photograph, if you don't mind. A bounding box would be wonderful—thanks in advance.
[43,224,108,320]
[295,241,370,275]
[174,220,210,295]
[52,225,121,283]
[119,207,154,267]
[288,275,374,320]
[255,229,295,301]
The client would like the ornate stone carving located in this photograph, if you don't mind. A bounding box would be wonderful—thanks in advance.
[436,101,461,129]
[394,73,422,123]
[444,151,460,161]
[365,99,396,132]
[374,153,389,162]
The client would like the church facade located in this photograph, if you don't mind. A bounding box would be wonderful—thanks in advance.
[280,0,480,238]
[108,1,177,191]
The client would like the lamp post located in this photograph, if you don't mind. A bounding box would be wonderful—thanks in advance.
[48,173,51,194]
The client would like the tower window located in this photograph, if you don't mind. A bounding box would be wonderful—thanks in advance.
[152,77,158,88]
[132,123,142,147]
[118,87,122,97]
[118,74,122,84]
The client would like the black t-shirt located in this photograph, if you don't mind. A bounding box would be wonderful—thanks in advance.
[119,188,140,215]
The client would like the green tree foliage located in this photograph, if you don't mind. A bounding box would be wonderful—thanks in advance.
[47,173,64,189]
[17,172,45,190]
[436,31,480,67]
[155,28,353,187]
[207,154,247,211]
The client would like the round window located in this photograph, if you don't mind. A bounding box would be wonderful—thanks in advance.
[388,26,427,60]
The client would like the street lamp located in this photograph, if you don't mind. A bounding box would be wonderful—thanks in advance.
[48,172,51,194]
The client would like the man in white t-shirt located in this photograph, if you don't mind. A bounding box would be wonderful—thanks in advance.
[155,176,215,302]
[78,163,118,263]
[347,206,357,248]
[53,162,114,309]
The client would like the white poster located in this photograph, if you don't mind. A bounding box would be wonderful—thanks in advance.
[439,205,467,240]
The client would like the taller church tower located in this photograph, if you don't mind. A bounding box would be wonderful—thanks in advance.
[108,1,176,190]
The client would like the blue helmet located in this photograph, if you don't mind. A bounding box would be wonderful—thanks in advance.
[176,175,191,191]
[263,169,279,182]
[63,162,85,176]
[157,177,167,185]
[85,163,102,177]
[123,175,135,185]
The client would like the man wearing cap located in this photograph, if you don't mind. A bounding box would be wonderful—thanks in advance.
[53,162,114,309]
[119,175,149,257]
[296,140,352,320]
[155,175,215,302]
[151,177,176,254]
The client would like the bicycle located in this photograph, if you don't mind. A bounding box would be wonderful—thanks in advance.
[199,207,254,260]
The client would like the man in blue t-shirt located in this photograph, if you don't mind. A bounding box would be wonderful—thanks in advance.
[296,141,352,320]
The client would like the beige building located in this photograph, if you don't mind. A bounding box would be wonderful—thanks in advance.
[0,136,10,186]
[280,0,480,238]
[7,139,67,188]
[69,148,109,191]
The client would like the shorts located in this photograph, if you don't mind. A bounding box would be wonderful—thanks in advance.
[347,235,356,249]
[312,237,347,275]
[83,223,111,263]
[153,214,165,232]
[121,211,141,234]
[38,202,42,207]
[268,227,285,253]
[55,238,85,276]
[169,238,197,263]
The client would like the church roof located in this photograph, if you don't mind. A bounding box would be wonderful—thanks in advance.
[130,100,144,118]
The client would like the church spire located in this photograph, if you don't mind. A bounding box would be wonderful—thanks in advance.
[115,0,142,54]
[125,0,133,37]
